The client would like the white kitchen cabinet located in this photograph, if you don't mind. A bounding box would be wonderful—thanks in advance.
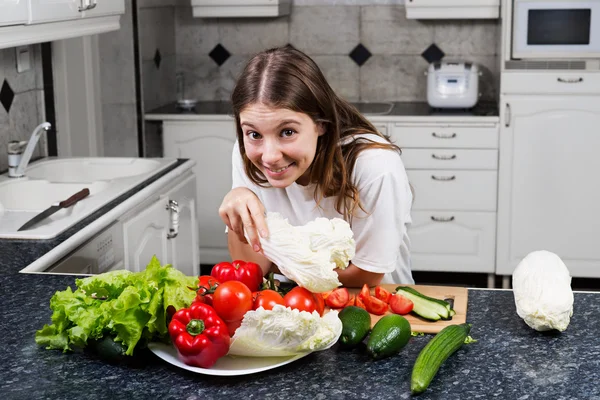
[385,120,499,280]
[29,0,81,23]
[123,173,199,277]
[0,0,123,50]
[0,0,28,27]
[496,95,600,280]
[190,0,291,18]
[405,0,499,19]
[162,119,236,265]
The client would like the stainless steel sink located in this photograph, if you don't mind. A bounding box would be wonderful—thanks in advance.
[350,102,394,116]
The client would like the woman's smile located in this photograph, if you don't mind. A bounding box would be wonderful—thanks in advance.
[240,103,325,188]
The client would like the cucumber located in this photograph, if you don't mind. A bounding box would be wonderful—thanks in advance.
[395,286,455,321]
[411,323,472,395]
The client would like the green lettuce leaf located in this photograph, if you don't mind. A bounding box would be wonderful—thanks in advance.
[35,256,196,356]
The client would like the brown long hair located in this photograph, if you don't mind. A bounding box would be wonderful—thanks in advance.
[231,45,402,220]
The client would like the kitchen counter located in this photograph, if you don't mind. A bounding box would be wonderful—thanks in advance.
[0,159,191,276]
[145,101,499,123]
[2,269,598,399]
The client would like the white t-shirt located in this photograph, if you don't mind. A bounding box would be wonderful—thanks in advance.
[230,134,414,285]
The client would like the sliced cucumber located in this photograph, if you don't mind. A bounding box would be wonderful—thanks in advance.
[395,286,455,321]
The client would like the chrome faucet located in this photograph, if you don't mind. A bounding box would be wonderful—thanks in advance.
[8,122,52,178]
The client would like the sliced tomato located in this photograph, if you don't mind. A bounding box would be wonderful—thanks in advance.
[325,288,349,309]
[344,294,356,308]
[355,295,367,310]
[389,293,414,315]
[320,290,333,301]
[374,286,392,304]
[363,295,388,315]
[359,284,371,302]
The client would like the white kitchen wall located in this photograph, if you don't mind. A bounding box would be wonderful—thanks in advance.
[0,45,46,173]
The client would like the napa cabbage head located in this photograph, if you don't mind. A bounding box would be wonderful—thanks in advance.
[256,212,356,293]
[227,305,342,357]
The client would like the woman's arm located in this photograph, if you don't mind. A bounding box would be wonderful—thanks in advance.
[227,230,273,276]
[336,262,384,288]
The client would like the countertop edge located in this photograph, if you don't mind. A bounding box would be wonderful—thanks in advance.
[18,160,196,274]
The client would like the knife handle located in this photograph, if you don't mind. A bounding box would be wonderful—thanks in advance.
[59,188,90,208]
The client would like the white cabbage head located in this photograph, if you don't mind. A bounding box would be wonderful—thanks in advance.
[512,250,574,332]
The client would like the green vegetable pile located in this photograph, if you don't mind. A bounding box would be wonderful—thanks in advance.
[35,256,197,356]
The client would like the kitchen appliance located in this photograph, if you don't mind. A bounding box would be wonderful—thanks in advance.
[426,61,481,109]
[18,188,90,231]
[512,0,600,59]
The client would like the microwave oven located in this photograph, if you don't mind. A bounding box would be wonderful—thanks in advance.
[512,0,600,59]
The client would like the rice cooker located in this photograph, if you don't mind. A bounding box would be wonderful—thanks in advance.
[426,61,481,109]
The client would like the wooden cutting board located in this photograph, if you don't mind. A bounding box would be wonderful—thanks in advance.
[346,284,468,334]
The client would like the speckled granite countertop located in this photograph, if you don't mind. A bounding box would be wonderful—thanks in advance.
[2,269,598,399]
[0,159,189,276]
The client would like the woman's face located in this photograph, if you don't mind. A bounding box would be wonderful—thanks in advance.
[240,103,325,188]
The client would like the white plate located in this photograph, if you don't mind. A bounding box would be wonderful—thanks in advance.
[148,342,311,376]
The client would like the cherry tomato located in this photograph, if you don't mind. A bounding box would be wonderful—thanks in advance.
[325,287,350,309]
[253,289,285,311]
[389,293,414,315]
[374,286,392,304]
[211,260,264,292]
[212,281,253,322]
[194,275,220,305]
[284,287,320,314]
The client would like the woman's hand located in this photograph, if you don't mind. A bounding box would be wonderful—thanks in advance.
[219,187,269,253]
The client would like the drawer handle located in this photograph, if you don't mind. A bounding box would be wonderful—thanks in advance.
[557,77,583,83]
[431,216,455,222]
[431,153,456,160]
[432,132,456,139]
[431,175,456,181]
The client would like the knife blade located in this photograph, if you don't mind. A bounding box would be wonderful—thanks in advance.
[17,188,90,231]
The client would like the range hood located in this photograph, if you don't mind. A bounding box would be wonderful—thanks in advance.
[405,0,500,19]
[191,0,291,18]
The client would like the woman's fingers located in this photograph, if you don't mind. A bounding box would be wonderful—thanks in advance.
[218,188,265,251]
[247,200,268,239]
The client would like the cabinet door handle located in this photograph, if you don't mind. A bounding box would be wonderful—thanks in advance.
[505,103,511,128]
[431,175,456,181]
[78,0,90,11]
[431,216,455,222]
[166,200,179,239]
[432,132,457,139]
[557,77,583,83]
[431,153,456,160]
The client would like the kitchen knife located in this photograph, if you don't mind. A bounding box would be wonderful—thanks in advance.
[17,188,90,231]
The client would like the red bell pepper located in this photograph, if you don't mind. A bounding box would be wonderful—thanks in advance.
[168,302,231,368]
[210,260,264,292]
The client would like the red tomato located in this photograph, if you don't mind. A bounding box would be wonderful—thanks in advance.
[225,319,242,337]
[374,286,392,304]
[211,260,264,292]
[325,287,350,309]
[313,293,325,316]
[253,289,285,311]
[355,295,367,310]
[194,275,220,305]
[344,294,356,308]
[359,284,371,301]
[363,295,388,315]
[212,281,253,322]
[389,294,414,315]
[284,287,320,314]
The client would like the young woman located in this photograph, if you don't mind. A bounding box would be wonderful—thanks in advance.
[218,45,413,288]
